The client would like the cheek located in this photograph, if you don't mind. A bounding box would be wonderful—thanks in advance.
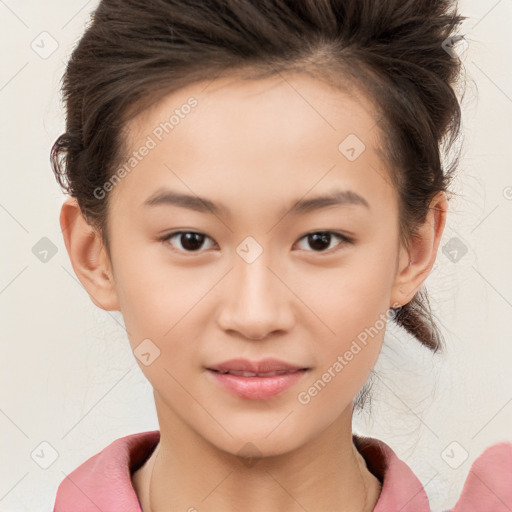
[316,288,386,387]
[298,283,388,416]
[111,251,218,389]
[308,250,396,337]
[301,240,396,383]
[112,243,207,333]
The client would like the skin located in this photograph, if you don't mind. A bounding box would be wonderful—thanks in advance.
[60,72,447,511]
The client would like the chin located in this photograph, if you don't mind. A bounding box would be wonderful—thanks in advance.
[204,425,309,461]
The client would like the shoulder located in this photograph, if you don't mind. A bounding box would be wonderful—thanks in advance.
[53,430,160,512]
[353,433,430,511]
[443,441,512,512]
[354,434,512,512]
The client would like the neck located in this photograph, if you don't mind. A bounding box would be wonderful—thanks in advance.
[133,399,382,512]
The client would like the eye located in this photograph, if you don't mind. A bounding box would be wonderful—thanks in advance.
[161,231,216,253]
[294,231,352,254]
[160,230,352,255]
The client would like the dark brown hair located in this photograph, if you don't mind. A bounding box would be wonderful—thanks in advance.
[51,0,465,367]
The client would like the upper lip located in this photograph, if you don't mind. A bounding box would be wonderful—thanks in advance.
[207,358,308,374]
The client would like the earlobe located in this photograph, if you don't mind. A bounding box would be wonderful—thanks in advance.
[60,197,120,311]
[390,191,448,307]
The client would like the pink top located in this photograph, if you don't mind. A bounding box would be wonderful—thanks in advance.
[53,430,512,511]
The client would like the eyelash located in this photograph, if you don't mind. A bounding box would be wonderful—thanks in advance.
[159,230,353,256]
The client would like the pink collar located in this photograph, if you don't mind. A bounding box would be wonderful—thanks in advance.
[53,430,512,511]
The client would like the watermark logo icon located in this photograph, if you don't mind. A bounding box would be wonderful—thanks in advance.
[237,442,262,468]
[442,35,469,59]
[236,236,263,264]
[134,338,161,366]
[31,31,59,59]
[32,237,58,263]
[338,134,366,161]
[442,237,468,263]
[31,441,59,469]
[441,441,469,469]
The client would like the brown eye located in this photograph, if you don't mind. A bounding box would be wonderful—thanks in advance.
[295,231,352,253]
[161,231,215,253]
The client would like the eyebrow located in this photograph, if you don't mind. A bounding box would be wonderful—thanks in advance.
[143,188,370,217]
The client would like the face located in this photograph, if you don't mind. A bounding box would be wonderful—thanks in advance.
[102,72,406,456]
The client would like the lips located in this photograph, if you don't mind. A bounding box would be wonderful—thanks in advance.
[206,358,310,400]
[212,369,297,377]
[206,357,309,376]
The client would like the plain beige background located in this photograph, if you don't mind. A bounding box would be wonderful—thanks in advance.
[1,1,511,510]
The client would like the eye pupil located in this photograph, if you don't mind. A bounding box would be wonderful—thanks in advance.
[181,232,205,251]
[308,232,330,251]
[165,230,346,255]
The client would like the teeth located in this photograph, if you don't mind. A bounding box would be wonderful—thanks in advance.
[257,370,289,377]
[225,370,258,376]
[215,369,295,377]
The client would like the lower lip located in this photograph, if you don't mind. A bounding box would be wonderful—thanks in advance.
[207,369,308,400]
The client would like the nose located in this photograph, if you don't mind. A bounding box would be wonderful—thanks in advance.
[216,250,295,341]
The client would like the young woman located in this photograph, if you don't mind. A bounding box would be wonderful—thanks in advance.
[51,0,511,510]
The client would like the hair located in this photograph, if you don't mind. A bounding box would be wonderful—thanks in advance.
[51,0,465,408]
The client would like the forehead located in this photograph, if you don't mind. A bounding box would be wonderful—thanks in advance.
[112,72,394,216]
[127,71,379,152]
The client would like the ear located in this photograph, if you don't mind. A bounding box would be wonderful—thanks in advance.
[390,191,448,307]
[60,197,120,311]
